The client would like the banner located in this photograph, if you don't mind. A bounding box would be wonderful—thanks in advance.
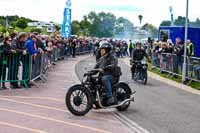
[62,0,72,38]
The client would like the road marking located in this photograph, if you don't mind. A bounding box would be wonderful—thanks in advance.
[0,95,64,103]
[0,97,67,112]
[0,121,47,133]
[0,97,121,124]
[114,112,150,133]
[0,108,111,133]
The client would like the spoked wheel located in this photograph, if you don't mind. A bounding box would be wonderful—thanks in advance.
[133,71,138,81]
[142,70,148,85]
[116,83,131,111]
[65,85,92,116]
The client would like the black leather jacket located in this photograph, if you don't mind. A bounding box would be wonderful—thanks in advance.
[94,52,118,76]
[11,38,27,54]
[132,48,149,61]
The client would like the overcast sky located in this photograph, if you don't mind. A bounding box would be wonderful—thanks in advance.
[0,0,199,27]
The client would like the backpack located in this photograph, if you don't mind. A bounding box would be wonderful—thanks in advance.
[112,66,122,77]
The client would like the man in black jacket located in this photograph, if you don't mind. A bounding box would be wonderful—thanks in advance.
[173,41,185,74]
[11,32,28,89]
[71,38,77,58]
[131,42,150,78]
[94,42,119,105]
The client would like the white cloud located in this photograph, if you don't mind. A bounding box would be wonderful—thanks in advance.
[0,0,199,27]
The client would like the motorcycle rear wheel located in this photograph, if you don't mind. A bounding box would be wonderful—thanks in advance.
[116,83,131,111]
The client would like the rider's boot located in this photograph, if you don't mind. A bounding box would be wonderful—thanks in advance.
[132,75,134,79]
[131,73,134,79]
[107,96,115,105]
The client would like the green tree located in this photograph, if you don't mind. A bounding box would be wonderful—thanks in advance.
[160,20,171,26]
[72,11,134,38]
[0,26,6,33]
[87,12,100,37]
[0,19,4,26]
[115,17,134,38]
[86,11,116,37]
[174,16,189,26]
[16,19,28,29]
[72,20,80,35]
[79,16,91,36]
[141,23,158,38]
[191,18,200,27]
[31,28,42,33]
[55,25,61,32]
[98,12,116,37]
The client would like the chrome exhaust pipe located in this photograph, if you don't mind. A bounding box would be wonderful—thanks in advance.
[96,91,135,109]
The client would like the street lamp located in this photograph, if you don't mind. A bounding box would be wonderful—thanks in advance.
[169,6,174,26]
[182,0,189,83]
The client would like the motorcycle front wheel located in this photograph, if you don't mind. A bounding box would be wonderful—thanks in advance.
[142,70,148,85]
[65,85,92,116]
[133,70,139,81]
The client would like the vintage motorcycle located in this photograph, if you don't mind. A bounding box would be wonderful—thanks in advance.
[130,59,148,85]
[65,68,136,116]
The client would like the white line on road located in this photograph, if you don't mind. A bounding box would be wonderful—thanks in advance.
[0,121,47,133]
[113,112,150,133]
[0,108,111,133]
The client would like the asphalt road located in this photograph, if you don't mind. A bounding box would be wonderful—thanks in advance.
[76,56,200,133]
[0,56,133,133]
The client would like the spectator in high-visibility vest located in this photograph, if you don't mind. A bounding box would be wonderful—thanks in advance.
[187,40,194,57]
[128,40,134,57]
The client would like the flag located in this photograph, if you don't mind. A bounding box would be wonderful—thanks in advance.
[62,0,72,38]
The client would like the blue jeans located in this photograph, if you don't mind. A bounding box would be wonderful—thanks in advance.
[102,75,113,98]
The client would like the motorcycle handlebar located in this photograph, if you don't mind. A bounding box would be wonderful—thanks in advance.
[90,69,103,72]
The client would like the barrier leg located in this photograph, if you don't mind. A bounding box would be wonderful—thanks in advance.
[23,80,28,90]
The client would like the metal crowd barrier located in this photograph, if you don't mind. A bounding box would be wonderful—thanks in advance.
[151,52,200,83]
[0,53,31,90]
[0,45,93,90]
[186,57,200,83]
[76,45,92,55]
[152,52,160,68]
[30,53,48,85]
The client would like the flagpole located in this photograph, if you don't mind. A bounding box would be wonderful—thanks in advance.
[5,16,8,36]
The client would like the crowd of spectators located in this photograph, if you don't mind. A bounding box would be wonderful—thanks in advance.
[152,37,194,56]
[0,32,94,90]
[1,32,200,90]
[151,37,200,80]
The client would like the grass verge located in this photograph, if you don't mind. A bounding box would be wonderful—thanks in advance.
[148,63,200,90]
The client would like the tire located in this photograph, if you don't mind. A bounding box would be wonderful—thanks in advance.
[143,70,148,85]
[65,85,92,116]
[133,71,138,81]
[116,83,131,111]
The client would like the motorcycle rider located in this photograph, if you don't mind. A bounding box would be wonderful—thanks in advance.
[94,42,119,105]
[131,42,150,79]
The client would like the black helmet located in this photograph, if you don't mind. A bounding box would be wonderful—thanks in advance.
[100,42,113,50]
[136,42,142,46]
